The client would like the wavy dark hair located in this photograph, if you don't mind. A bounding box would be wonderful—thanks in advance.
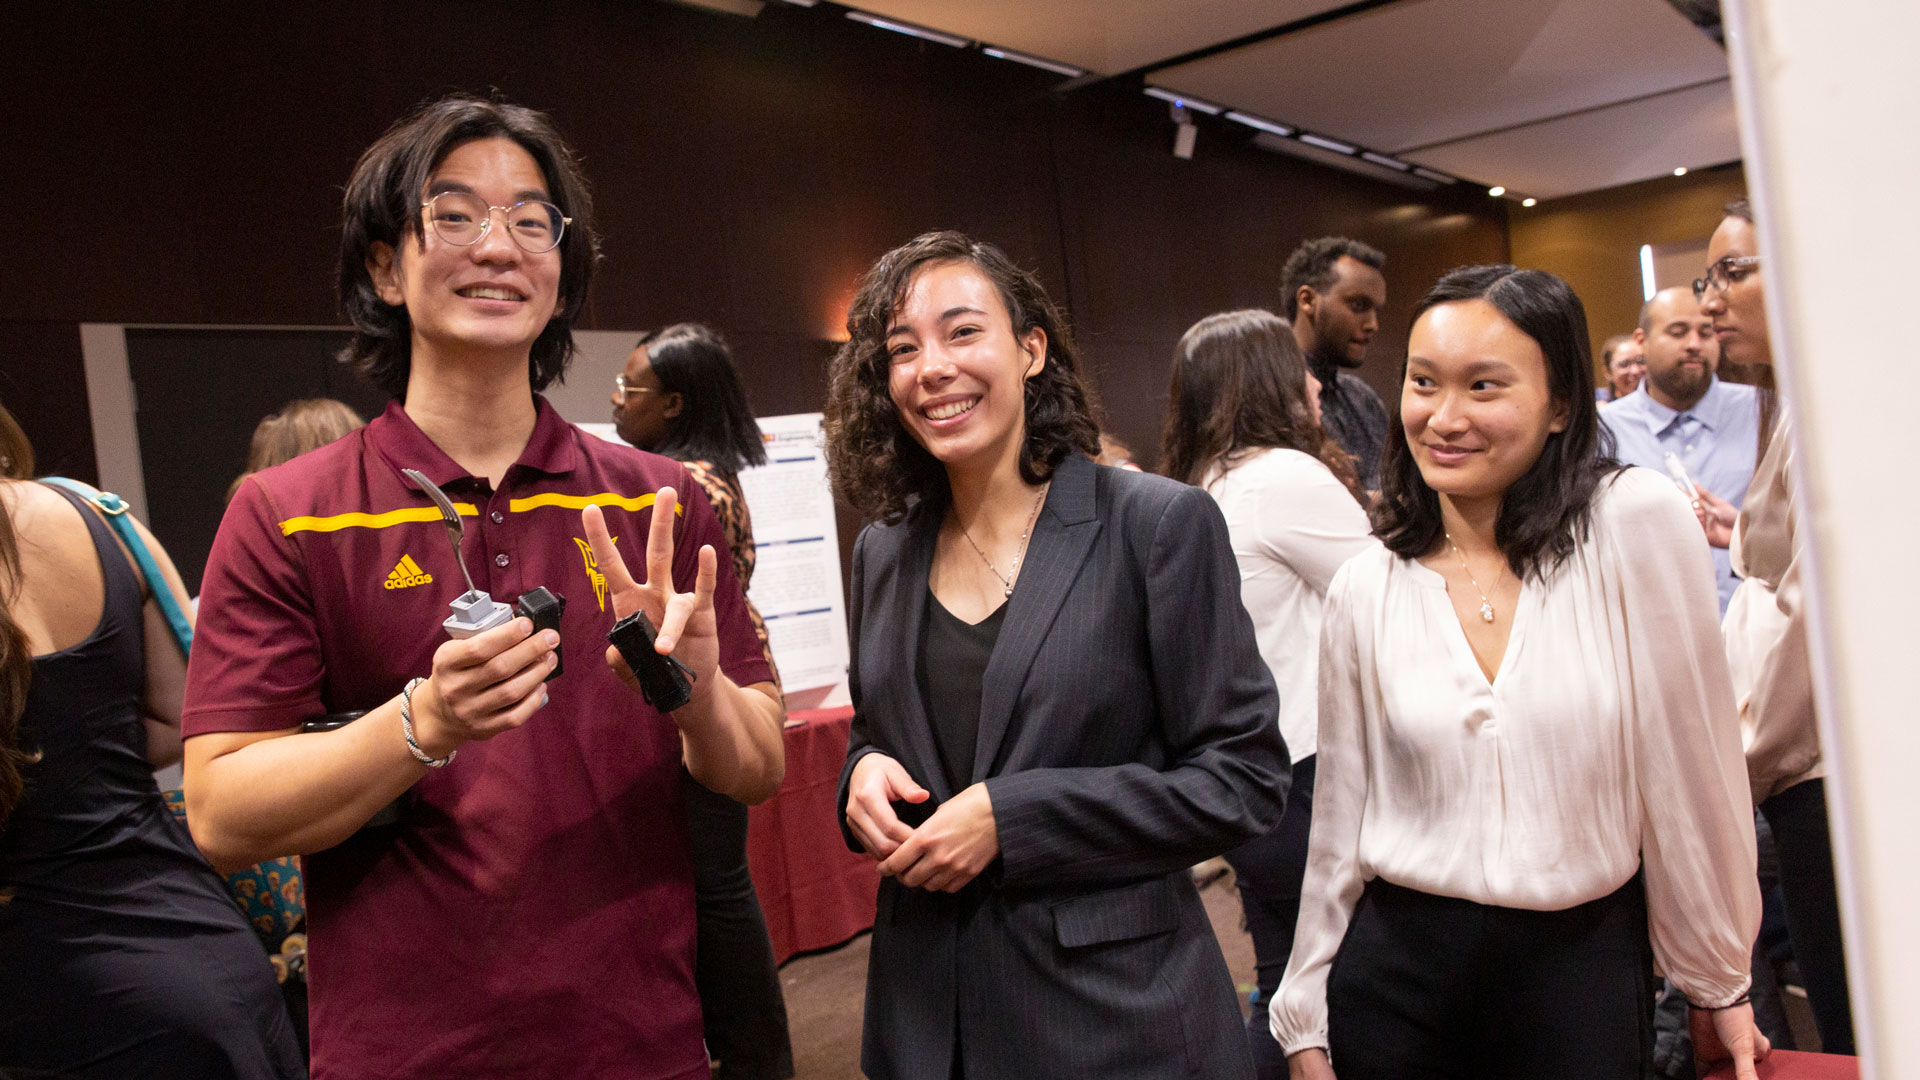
[336,94,601,399]
[825,231,1101,523]
[634,324,768,477]
[1161,309,1364,503]
[1375,265,1620,580]
[0,404,40,830]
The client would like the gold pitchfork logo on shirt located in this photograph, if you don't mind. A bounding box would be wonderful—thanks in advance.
[573,536,615,612]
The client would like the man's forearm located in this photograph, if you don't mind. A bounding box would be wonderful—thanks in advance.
[677,678,786,803]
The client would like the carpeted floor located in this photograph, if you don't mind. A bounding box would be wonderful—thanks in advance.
[773,865,1257,1079]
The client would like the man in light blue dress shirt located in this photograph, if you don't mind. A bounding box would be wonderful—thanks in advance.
[1600,286,1759,614]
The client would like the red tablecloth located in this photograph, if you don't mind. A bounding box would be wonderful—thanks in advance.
[748,705,879,963]
[1705,1051,1858,1079]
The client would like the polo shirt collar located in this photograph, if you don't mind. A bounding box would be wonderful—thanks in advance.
[370,394,581,493]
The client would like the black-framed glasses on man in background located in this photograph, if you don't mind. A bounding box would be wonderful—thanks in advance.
[421,191,571,253]
[1692,255,1762,299]
[613,375,658,404]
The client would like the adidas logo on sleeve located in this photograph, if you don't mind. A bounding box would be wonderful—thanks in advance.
[384,555,434,590]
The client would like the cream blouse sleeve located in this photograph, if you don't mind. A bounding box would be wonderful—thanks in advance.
[1609,469,1759,1007]
[1269,558,1371,1054]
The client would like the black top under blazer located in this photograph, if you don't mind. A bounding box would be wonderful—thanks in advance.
[837,451,1290,1079]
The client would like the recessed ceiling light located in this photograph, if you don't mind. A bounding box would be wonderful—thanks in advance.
[1224,110,1294,138]
[1299,133,1358,155]
[981,46,1084,78]
[844,10,970,47]
[1673,167,1689,176]
[1522,198,1537,207]
[1488,186,1506,197]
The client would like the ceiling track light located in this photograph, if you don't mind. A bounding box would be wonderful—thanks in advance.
[1221,111,1297,137]
[844,10,971,47]
[981,46,1085,78]
[1224,110,1294,137]
[1298,133,1358,155]
[1143,86,1222,115]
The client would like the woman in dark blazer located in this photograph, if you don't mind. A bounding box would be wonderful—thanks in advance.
[826,231,1289,1080]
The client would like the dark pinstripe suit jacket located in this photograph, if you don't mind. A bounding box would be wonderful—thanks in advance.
[837,452,1290,1079]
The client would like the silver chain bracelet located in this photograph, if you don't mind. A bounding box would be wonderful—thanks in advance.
[400,677,455,768]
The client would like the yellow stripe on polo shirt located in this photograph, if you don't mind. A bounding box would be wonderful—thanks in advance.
[278,504,479,536]
[507,492,682,515]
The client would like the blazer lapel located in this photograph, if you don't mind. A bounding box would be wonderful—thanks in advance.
[971,453,1102,784]
[886,500,955,802]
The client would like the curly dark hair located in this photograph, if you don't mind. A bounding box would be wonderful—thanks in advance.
[1374,265,1620,581]
[336,94,601,399]
[1161,309,1364,504]
[1279,236,1386,321]
[825,231,1101,523]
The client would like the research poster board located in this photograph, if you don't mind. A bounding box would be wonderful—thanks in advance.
[576,414,850,698]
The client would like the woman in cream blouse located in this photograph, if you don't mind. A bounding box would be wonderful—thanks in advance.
[1162,309,1377,1080]
[1272,266,1766,1080]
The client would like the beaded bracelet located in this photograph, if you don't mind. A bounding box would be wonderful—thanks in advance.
[400,677,455,768]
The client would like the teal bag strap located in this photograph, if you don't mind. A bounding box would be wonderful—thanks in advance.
[40,477,194,657]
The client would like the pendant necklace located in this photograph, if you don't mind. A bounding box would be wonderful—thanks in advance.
[961,483,1049,598]
[1444,532,1498,623]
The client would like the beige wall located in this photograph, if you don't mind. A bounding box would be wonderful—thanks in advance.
[1508,163,1748,378]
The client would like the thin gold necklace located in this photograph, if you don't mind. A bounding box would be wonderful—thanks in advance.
[1444,532,1498,623]
[961,483,1049,598]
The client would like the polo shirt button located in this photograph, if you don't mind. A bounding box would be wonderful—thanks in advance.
[495,553,510,568]
[491,511,505,524]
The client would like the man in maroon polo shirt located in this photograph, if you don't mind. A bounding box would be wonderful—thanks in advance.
[181,97,784,1080]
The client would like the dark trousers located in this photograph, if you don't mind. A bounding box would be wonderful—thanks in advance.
[1759,778,1855,1054]
[1326,877,1654,1080]
[1224,755,1316,1080]
[685,774,795,1080]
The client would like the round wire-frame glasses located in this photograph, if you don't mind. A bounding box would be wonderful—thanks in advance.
[421,191,571,254]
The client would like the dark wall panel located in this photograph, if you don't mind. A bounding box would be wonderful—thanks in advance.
[0,322,96,482]
[124,329,376,594]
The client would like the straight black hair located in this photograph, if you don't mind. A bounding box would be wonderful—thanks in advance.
[637,324,767,476]
[1374,265,1620,580]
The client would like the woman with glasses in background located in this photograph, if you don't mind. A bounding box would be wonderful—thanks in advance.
[1160,309,1376,1080]
[1272,266,1766,1080]
[610,323,793,1080]
[179,96,784,1079]
[1691,200,1854,1055]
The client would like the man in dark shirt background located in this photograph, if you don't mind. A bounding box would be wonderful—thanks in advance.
[1281,237,1390,490]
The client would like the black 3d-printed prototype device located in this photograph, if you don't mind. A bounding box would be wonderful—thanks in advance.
[607,610,695,712]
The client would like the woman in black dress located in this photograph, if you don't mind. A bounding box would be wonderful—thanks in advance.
[0,404,303,1079]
